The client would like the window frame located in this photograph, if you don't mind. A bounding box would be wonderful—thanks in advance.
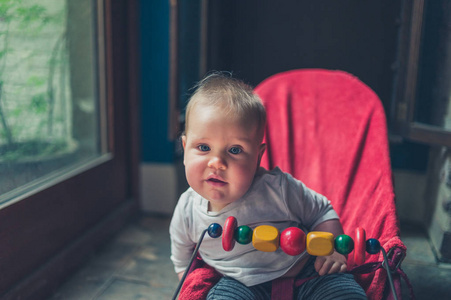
[392,0,451,147]
[0,0,140,298]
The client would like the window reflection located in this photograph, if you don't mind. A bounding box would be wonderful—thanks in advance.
[0,0,103,202]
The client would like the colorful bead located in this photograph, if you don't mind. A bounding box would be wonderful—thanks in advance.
[354,227,366,265]
[214,219,383,259]
[252,225,280,252]
[234,225,253,244]
[366,238,381,254]
[222,216,237,251]
[306,231,334,256]
[280,227,306,256]
[334,234,354,255]
[207,223,222,238]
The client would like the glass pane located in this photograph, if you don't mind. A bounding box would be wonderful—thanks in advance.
[415,0,451,130]
[0,0,104,203]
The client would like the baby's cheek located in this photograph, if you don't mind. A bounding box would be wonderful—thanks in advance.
[185,155,204,171]
[234,168,256,193]
[184,162,200,186]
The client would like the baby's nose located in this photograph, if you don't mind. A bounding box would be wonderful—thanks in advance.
[208,155,227,170]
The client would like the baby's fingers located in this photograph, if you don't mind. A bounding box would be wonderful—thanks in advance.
[315,259,347,275]
[315,258,333,276]
[314,257,326,274]
[327,262,347,274]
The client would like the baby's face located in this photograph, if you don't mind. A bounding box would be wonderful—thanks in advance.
[182,104,265,212]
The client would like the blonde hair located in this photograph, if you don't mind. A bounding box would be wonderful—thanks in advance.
[184,72,266,141]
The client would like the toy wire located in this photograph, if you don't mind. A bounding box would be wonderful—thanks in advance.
[171,228,208,300]
[381,247,399,300]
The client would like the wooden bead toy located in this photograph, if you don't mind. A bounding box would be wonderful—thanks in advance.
[252,225,280,252]
[174,220,393,300]
[354,227,366,265]
[222,216,237,251]
[214,218,384,261]
[208,223,222,238]
[366,238,381,254]
[234,225,253,245]
[334,234,354,255]
[306,231,334,256]
[280,227,306,256]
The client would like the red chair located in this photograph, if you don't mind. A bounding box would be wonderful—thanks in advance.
[255,69,407,299]
[176,69,410,300]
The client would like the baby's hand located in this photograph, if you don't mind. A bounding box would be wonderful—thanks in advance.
[314,251,347,276]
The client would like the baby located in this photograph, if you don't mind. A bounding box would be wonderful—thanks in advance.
[170,72,367,299]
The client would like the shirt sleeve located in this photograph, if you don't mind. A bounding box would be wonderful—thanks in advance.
[169,192,196,273]
[283,172,339,230]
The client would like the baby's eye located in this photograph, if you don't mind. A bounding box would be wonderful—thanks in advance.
[198,144,210,152]
[229,147,242,155]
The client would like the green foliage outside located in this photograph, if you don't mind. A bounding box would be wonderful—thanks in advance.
[0,0,71,162]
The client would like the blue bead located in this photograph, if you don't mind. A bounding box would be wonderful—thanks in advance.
[366,238,381,254]
[208,223,223,238]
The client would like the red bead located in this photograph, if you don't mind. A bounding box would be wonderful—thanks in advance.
[280,227,306,256]
[222,216,237,251]
[354,227,366,265]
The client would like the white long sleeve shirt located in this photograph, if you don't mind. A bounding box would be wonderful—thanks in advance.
[169,167,339,286]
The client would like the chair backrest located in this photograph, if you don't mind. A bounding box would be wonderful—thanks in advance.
[255,69,403,297]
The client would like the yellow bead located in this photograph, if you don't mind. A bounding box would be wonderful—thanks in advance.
[306,231,334,256]
[252,225,280,252]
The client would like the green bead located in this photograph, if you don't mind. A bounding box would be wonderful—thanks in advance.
[234,225,253,244]
[334,234,354,255]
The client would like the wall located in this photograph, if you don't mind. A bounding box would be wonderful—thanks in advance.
[207,0,400,112]
[139,0,431,222]
[139,0,179,214]
[425,148,451,261]
[391,142,430,224]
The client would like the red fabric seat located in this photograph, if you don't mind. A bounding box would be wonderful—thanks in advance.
[256,69,405,299]
[177,69,407,300]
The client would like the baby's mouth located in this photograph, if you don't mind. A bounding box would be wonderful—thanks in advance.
[206,176,227,187]
[208,178,225,183]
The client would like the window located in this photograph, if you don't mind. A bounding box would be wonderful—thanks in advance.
[0,0,105,204]
[392,0,451,146]
[0,0,139,297]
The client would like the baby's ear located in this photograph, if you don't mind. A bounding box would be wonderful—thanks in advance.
[181,136,187,166]
[257,143,266,164]
[181,135,187,149]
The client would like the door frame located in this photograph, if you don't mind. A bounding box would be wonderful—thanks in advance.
[0,0,140,298]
